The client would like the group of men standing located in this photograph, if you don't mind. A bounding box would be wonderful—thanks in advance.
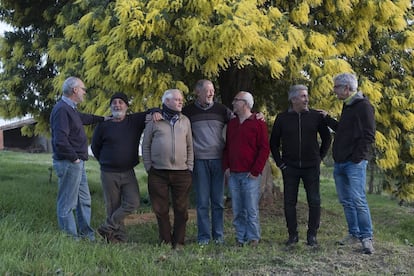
[50,72,376,254]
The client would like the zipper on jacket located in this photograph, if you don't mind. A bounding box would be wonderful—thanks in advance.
[170,124,176,164]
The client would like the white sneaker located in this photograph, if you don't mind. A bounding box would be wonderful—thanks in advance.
[336,234,360,246]
[361,238,375,254]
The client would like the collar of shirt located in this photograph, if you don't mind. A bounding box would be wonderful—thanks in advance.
[344,91,357,105]
[288,107,309,113]
[195,100,214,110]
[62,96,77,109]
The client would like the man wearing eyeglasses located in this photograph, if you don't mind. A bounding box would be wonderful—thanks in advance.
[50,76,109,241]
[223,91,270,247]
[319,73,376,254]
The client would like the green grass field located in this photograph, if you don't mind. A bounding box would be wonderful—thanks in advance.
[0,150,413,275]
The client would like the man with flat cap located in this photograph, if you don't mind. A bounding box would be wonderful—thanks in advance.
[91,92,149,243]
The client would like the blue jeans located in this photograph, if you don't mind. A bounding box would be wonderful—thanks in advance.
[228,172,261,243]
[334,160,373,239]
[53,159,95,240]
[193,159,224,243]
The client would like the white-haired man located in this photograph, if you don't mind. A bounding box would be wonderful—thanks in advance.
[50,76,108,241]
[142,89,193,250]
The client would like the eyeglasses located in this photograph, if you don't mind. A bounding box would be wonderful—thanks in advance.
[333,84,346,89]
[79,87,87,92]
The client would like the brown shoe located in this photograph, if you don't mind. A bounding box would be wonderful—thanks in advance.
[249,240,259,247]
[173,244,185,251]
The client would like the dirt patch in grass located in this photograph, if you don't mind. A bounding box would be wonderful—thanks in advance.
[124,192,414,275]
[124,189,284,226]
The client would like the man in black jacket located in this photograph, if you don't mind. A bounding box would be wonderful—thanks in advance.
[319,73,376,254]
[270,84,331,247]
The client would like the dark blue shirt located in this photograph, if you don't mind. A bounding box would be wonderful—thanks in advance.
[50,99,104,162]
[91,112,147,172]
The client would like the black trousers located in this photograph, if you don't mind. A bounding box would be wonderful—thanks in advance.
[282,165,321,237]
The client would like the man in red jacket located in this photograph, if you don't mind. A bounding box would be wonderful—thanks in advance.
[223,91,270,247]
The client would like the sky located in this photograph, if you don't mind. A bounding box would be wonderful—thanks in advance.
[0,21,11,34]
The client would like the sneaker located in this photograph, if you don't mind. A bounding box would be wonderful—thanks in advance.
[307,235,318,247]
[198,240,209,246]
[213,238,224,245]
[361,238,375,254]
[336,234,360,246]
[285,235,299,246]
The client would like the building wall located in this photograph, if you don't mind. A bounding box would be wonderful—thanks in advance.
[1,126,51,153]
[4,127,35,149]
[0,129,3,150]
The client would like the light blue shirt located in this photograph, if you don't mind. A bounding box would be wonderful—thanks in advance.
[62,96,77,109]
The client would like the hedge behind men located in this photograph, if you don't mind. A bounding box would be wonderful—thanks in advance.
[91,92,147,243]
[142,89,193,249]
[50,76,105,240]
[182,79,232,245]
[223,91,270,247]
[323,73,376,254]
[270,85,331,247]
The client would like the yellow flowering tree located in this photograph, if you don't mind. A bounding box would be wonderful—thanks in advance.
[0,0,413,199]
[265,0,414,200]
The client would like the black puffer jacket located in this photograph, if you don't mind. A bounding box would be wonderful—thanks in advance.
[270,109,332,169]
[325,92,375,163]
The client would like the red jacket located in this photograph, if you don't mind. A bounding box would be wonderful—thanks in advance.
[223,114,270,177]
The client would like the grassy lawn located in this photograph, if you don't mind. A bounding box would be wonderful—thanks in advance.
[0,150,413,275]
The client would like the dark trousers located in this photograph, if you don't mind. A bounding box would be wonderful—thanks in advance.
[99,169,140,241]
[148,168,192,246]
[282,166,321,237]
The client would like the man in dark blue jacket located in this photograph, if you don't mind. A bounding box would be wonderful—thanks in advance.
[270,84,331,247]
[91,92,148,243]
[50,76,107,240]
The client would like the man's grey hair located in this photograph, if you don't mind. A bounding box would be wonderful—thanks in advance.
[239,91,254,109]
[194,79,213,94]
[334,73,358,92]
[162,89,182,103]
[62,76,80,96]
[288,84,308,102]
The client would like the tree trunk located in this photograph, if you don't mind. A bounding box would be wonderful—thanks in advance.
[218,66,253,108]
[259,160,281,209]
[368,160,375,194]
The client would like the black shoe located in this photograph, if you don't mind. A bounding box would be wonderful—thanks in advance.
[97,226,110,243]
[307,235,318,246]
[285,235,299,246]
